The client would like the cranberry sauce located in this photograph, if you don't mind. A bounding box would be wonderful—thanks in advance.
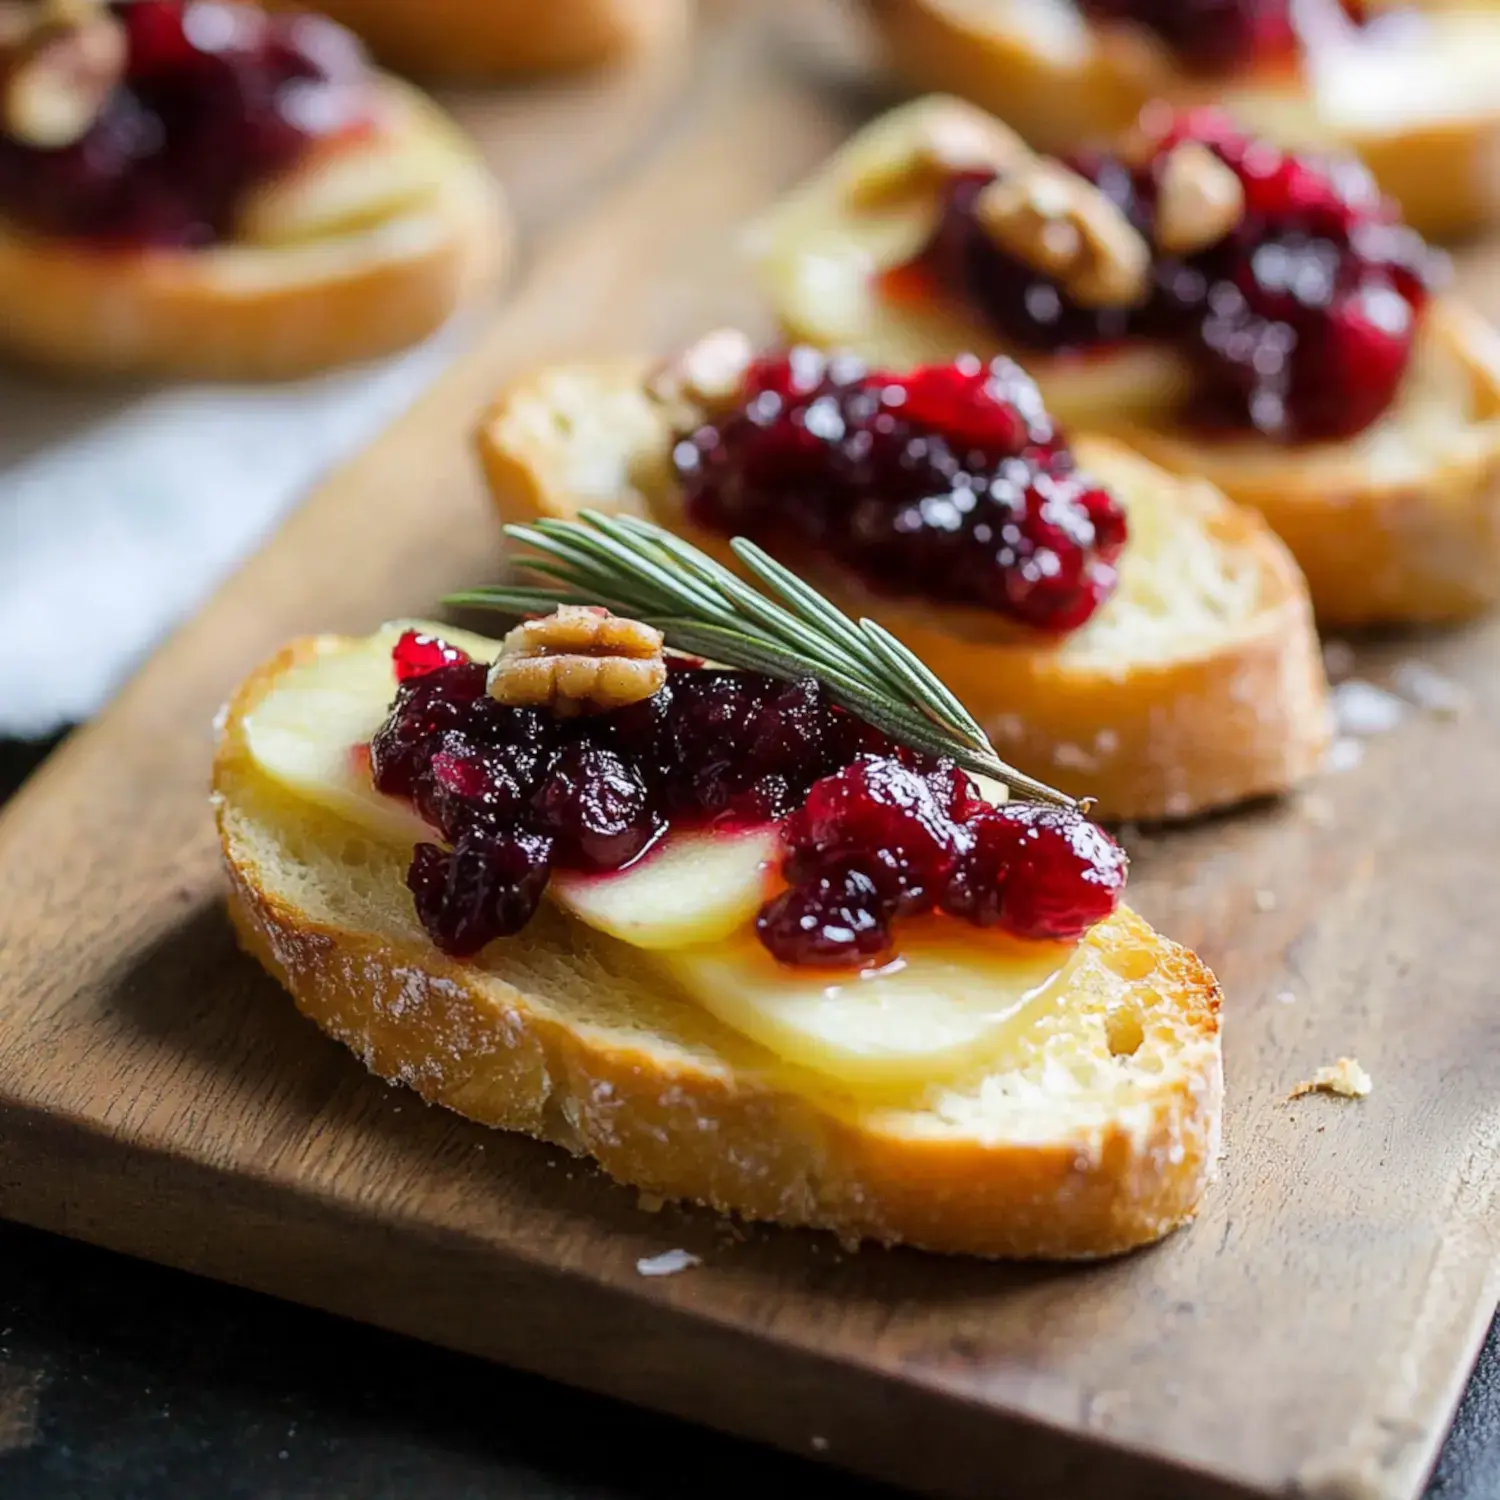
[371,630,1125,964]
[1076,0,1299,75]
[919,109,1437,443]
[672,350,1127,633]
[0,1,371,247]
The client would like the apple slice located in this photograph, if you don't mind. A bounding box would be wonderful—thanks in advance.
[662,930,1072,1088]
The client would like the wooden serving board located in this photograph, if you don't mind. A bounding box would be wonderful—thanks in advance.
[3,5,1500,1498]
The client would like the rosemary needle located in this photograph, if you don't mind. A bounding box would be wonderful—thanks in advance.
[449,512,1074,808]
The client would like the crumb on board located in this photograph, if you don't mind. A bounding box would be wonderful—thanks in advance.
[1392,661,1470,719]
[637,1191,665,1214]
[636,1248,701,1278]
[1289,1057,1372,1101]
[1254,889,1277,912]
[1301,793,1335,827]
[811,1436,830,1452]
[1276,990,1297,1005]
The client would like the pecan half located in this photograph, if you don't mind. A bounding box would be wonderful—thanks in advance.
[847,109,1032,210]
[1153,141,1245,255]
[487,605,667,717]
[647,327,754,414]
[2,0,125,150]
[975,161,1151,309]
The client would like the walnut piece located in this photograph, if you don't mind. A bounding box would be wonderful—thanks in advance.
[975,161,1151,309]
[647,327,753,414]
[847,109,1032,210]
[1154,141,1245,256]
[1,0,125,150]
[487,605,667,717]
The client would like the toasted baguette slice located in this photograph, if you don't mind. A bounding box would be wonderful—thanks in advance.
[476,358,1328,821]
[265,0,691,76]
[751,95,1500,627]
[215,635,1224,1259]
[0,77,507,380]
[860,0,1500,238]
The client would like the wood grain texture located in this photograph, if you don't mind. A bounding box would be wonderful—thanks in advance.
[2,5,1499,1499]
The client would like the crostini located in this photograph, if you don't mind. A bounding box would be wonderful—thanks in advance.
[0,0,507,378]
[476,335,1328,820]
[215,560,1224,1257]
[860,0,1500,238]
[263,0,692,77]
[750,96,1500,626]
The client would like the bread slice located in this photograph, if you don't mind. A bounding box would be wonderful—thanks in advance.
[476,357,1328,821]
[214,635,1224,1259]
[0,77,507,380]
[264,0,691,77]
[859,0,1500,237]
[751,94,1500,627]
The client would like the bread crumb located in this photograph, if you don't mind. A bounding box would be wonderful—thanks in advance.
[1289,1057,1372,1101]
[1324,737,1364,774]
[1254,889,1277,912]
[637,1192,666,1213]
[1276,990,1297,1005]
[1392,661,1470,719]
[636,1248,701,1277]
[1301,793,1335,827]
[811,1436,830,1452]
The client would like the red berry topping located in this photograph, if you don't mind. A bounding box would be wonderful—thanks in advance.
[392,629,473,682]
[942,803,1127,942]
[919,109,1438,443]
[755,865,893,968]
[758,757,1125,966]
[370,635,1125,962]
[673,350,1127,633]
[1076,0,1299,75]
[0,0,372,247]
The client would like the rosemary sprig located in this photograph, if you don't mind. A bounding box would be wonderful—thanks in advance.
[448,512,1074,808]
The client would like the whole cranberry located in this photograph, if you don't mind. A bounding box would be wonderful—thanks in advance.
[945,804,1127,942]
[755,865,893,968]
[530,744,661,872]
[406,830,553,958]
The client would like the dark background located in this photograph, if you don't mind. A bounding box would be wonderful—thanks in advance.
[0,733,1495,1500]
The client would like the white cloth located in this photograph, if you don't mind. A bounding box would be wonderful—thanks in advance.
[0,328,463,739]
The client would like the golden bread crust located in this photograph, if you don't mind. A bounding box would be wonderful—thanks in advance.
[860,0,1500,237]
[1111,303,1500,626]
[0,76,508,379]
[214,636,1224,1259]
[475,361,1328,820]
[264,0,691,76]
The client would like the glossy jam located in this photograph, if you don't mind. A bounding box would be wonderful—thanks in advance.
[370,631,1126,961]
[0,0,371,246]
[918,109,1437,442]
[672,350,1128,631]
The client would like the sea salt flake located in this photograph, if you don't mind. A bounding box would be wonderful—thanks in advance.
[1324,737,1364,773]
[1331,679,1405,737]
[1392,661,1470,718]
[636,1248,701,1278]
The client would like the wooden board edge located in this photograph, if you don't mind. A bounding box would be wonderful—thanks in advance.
[1,1098,1275,1500]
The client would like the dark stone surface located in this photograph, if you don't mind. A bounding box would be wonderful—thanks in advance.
[0,735,1494,1500]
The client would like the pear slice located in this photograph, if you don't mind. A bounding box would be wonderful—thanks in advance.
[236,132,448,248]
[662,930,1072,1088]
